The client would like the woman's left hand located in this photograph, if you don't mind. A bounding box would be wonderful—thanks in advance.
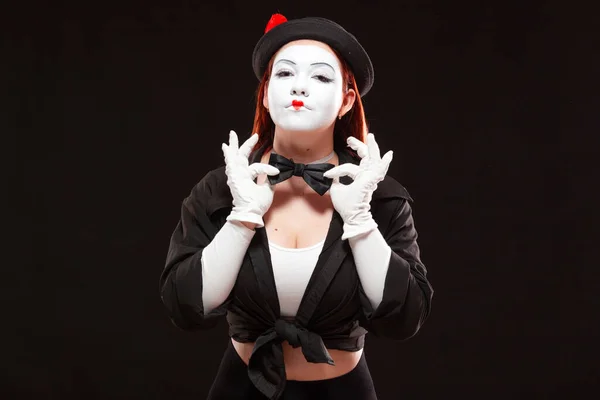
[323,133,393,239]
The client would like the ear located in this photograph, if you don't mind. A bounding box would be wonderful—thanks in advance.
[338,88,356,118]
[262,82,269,110]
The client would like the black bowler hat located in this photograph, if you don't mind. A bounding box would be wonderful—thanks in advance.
[252,13,375,97]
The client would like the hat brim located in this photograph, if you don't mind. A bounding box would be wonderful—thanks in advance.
[252,17,374,97]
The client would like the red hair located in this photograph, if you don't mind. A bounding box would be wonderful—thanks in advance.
[251,49,368,154]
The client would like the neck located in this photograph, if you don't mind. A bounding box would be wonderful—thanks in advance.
[272,125,335,164]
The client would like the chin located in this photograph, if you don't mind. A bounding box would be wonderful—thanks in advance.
[275,118,335,133]
[283,125,320,132]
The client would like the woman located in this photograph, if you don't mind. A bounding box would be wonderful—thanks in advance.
[159,14,434,399]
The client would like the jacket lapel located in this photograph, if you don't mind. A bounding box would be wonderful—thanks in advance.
[247,226,281,317]
[294,148,361,325]
[294,210,347,327]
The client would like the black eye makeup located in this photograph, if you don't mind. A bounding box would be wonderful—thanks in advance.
[273,67,335,83]
[313,74,334,83]
[275,70,293,78]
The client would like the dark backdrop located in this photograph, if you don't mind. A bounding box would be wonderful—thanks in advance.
[6,0,599,399]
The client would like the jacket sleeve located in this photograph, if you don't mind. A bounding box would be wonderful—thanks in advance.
[358,198,434,340]
[159,176,231,331]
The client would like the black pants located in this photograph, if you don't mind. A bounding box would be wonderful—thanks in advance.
[207,340,378,399]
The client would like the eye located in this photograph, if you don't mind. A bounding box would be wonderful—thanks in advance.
[314,75,333,83]
[275,70,293,78]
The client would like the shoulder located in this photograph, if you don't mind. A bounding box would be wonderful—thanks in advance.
[371,176,416,230]
[372,175,414,203]
[185,165,233,216]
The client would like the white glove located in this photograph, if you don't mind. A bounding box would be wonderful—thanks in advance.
[323,133,393,240]
[222,131,280,228]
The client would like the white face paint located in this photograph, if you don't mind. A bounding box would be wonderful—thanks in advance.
[266,43,344,132]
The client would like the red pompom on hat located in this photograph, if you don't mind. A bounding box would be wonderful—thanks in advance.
[264,13,288,33]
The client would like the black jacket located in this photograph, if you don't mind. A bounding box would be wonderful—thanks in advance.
[159,145,434,399]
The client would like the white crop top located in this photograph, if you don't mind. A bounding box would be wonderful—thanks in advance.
[268,239,326,317]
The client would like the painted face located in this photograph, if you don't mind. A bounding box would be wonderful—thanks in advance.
[266,43,344,132]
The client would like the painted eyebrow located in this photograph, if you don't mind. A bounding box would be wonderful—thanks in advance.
[275,59,335,69]
[275,59,296,65]
[310,62,334,69]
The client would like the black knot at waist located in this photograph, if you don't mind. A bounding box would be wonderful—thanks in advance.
[247,319,335,400]
[274,319,302,346]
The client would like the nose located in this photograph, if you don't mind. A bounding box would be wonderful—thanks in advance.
[290,77,309,97]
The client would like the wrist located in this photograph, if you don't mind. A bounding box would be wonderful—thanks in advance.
[341,216,377,240]
[341,209,373,226]
[227,209,265,228]
[240,221,257,231]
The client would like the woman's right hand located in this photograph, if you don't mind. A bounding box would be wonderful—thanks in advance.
[222,130,280,228]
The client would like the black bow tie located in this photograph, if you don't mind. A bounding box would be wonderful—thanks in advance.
[267,153,334,196]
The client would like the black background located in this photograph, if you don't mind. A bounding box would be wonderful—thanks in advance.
[6,0,599,398]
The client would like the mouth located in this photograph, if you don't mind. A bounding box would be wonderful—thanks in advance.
[288,100,310,111]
